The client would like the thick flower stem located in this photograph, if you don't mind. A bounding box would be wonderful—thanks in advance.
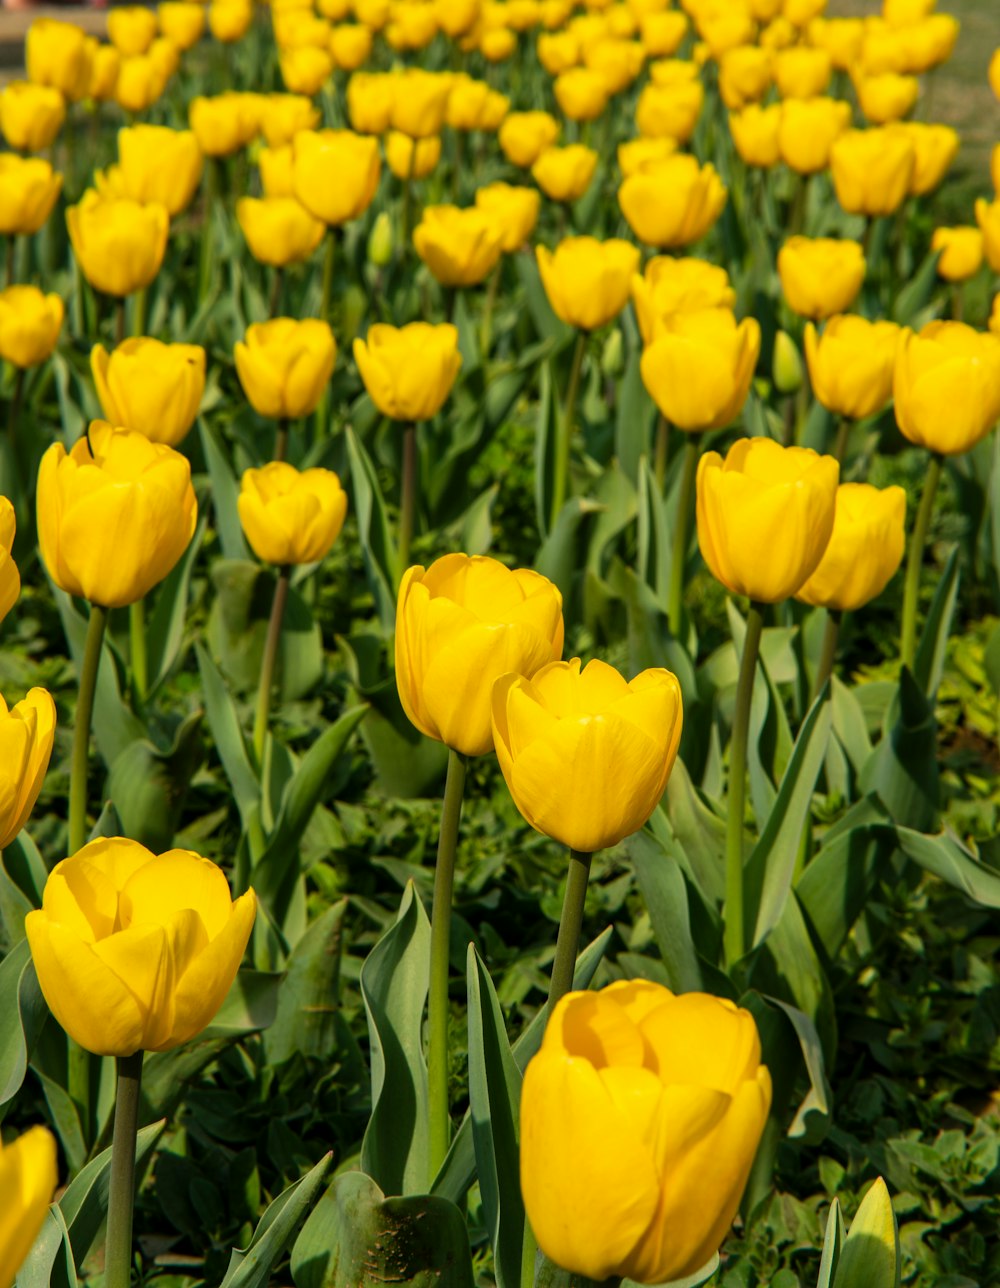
[105,1051,143,1288]
[900,452,943,672]
[832,417,851,466]
[549,331,587,532]
[724,601,764,968]
[666,434,700,638]
[114,298,126,347]
[129,600,148,706]
[548,848,593,1009]
[398,423,417,581]
[402,143,417,256]
[253,567,290,768]
[69,602,108,855]
[269,265,283,319]
[131,287,146,339]
[811,609,842,704]
[274,417,289,463]
[427,748,468,1186]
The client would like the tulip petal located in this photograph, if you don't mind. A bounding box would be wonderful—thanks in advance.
[639,994,762,1093]
[0,1126,58,1288]
[548,989,647,1067]
[121,850,236,939]
[167,889,256,1047]
[92,919,179,1049]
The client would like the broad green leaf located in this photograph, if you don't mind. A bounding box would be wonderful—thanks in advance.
[199,418,251,561]
[0,941,47,1110]
[345,424,397,630]
[662,762,726,909]
[221,1153,332,1288]
[892,247,941,325]
[147,510,209,691]
[796,816,893,961]
[196,642,260,828]
[912,544,959,700]
[615,347,656,485]
[816,1198,845,1288]
[891,825,1000,907]
[535,496,601,605]
[858,669,939,832]
[534,358,558,539]
[106,712,205,852]
[627,831,703,994]
[635,456,671,607]
[831,1178,899,1288]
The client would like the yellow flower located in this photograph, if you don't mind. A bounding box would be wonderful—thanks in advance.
[0,81,65,152]
[236,195,325,266]
[617,135,676,177]
[778,236,866,320]
[436,0,481,37]
[641,308,760,432]
[189,92,259,156]
[537,237,640,331]
[397,553,563,758]
[66,190,168,298]
[292,129,380,225]
[898,14,958,73]
[385,3,438,51]
[90,338,206,446]
[774,45,831,98]
[830,127,915,217]
[520,981,771,1283]
[700,9,754,57]
[329,23,373,69]
[259,92,320,146]
[279,45,332,95]
[114,124,203,215]
[0,286,63,369]
[260,144,294,196]
[991,46,1000,100]
[718,45,772,110]
[413,205,506,287]
[931,226,984,282]
[38,421,197,607]
[447,74,496,130]
[639,9,688,56]
[696,437,840,603]
[0,1127,58,1288]
[385,132,442,180]
[808,15,864,70]
[0,497,17,626]
[492,658,681,851]
[648,58,699,87]
[554,67,609,121]
[635,80,703,142]
[631,257,735,345]
[114,52,168,113]
[474,182,539,251]
[0,156,62,237]
[777,96,851,174]
[209,0,254,41]
[795,483,906,612]
[235,318,336,420]
[0,687,57,850]
[148,34,180,82]
[619,154,726,250]
[158,2,206,50]
[893,321,1000,457]
[26,838,256,1056]
[991,294,1000,338]
[108,5,158,54]
[883,0,935,24]
[89,44,121,101]
[889,121,958,196]
[26,18,93,101]
[537,30,579,74]
[353,322,461,421]
[804,315,901,420]
[388,68,452,138]
[976,198,1000,274]
[855,71,919,122]
[346,71,395,133]
[499,110,559,167]
[480,26,517,61]
[238,462,347,566]
[729,103,782,168]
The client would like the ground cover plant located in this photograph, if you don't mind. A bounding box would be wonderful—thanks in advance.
[2,0,1000,1286]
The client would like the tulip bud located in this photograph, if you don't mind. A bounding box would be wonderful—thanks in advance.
[367,210,393,266]
[772,329,803,394]
[354,322,461,421]
[0,687,56,848]
[601,327,624,377]
[0,1127,58,1288]
[238,462,348,566]
[235,318,337,420]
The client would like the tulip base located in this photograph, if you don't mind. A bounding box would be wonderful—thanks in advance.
[900,453,943,673]
[548,848,593,1008]
[724,602,764,968]
[106,1050,143,1288]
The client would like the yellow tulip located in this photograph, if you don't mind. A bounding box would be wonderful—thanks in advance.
[90,338,206,446]
[795,483,906,612]
[931,226,984,282]
[148,34,181,83]
[898,14,958,73]
[397,553,563,758]
[777,96,851,174]
[990,294,1000,338]
[259,93,320,146]
[0,497,17,626]
[26,18,93,101]
[635,79,703,142]
[784,0,826,26]
[699,9,754,56]
[893,321,1000,457]
[0,81,65,152]
[830,127,915,217]
[537,236,640,331]
[354,0,390,27]
[388,68,452,138]
[279,46,332,95]
[114,52,168,114]
[855,71,919,123]
[0,687,56,850]
[480,27,517,61]
[976,198,1000,274]
[808,15,864,70]
[888,121,959,196]
[883,0,934,24]
[38,421,197,608]
[648,58,699,87]
[89,44,121,101]
[385,3,438,51]
[499,110,560,167]
[385,132,442,181]
[447,74,497,130]
[537,30,579,74]
[413,205,506,288]
[66,190,168,297]
[239,462,347,566]
[0,1127,58,1288]
[210,0,254,41]
[639,10,688,56]
[718,45,772,110]
[520,982,771,1283]
[0,156,62,236]
[353,322,461,421]
[158,2,206,49]
[760,15,797,49]
[108,5,157,54]
[804,315,901,421]
[729,102,782,168]
[436,0,481,36]
[641,308,760,432]
[474,182,539,251]
[292,129,380,225]
[492,658,681,851]
[235,318,336,420]
[260,144,294,196]
[617,135,676,177]
[554,67,609,121]
[696,437,840,603]
[26,838,256,1056]
[115,124,203,215]
[189,92,259,156]
[631,257,735,345]
[236,195,325,266]
[329,23,373,69]
[347,71,395,134]
[774,45,831,98]
[0,286,63,369]
[777,235,866,320]
[619,154,726,250]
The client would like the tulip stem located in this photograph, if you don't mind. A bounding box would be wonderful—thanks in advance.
[131,288,146,339]
[900,452,942,672]
[428,747,468,1187]
[667,434,699,639]
[812,609,841,704]
[548,848,592,1009]
[105,1050,143,1288]
[115,298,126,347]
[129,599,148,706]
[6,365,24,448]
[479,262,501,359]
[253,566,290,768]
[198,157,219,305]
[275,417,289,463]
[832,417,851,466]
[270,266,283,319]
[321,228,337,322]
[398,423,417,580]
[724,601,764,968]
[549,330,586,532]
[653,414,669,491]
[69,602,108,855]
[4,235,13,288]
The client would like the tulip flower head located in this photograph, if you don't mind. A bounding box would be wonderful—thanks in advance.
[0,687,56,850]
[26,17,94,100]
[388,67,452,137]
[729,102,782,167]
[618,135,677,177]
[804,314,901,421]
[259,92,320,146]
[0,286,64,369]
[499,110,560,167]
[830,126,915,217]
[531,143,597,203]
[931,226,984,282]
[795,483,907,612]
[0,497,18,625]
[237,195,325,266]
[474,183,540,251]
[91,338,206,446]
[778,236,866,320]
[0,81,65,152]
[0,155,63,237]
[396,553,564,758]
[632,257,736,344]
[292,128,380,226]
[537,236,640,331]
[618,154,727,249]
[353,322,462,421]
[641,308,761,432]
[66,189,169,297]
[893,321,1000,457]
[0,1127,58,1288]
[777,96,851,173]
[976,198,1000,274]
[26,838,256,1056]
[189,91,260,156]
[635,79,704,142]
[413,204,506,287]
[235,318,336,420]
[521,981,771,1284]
[112,124,204,216]
[158,2,206,50]
[385,132,442,181]
[238,462,348,566]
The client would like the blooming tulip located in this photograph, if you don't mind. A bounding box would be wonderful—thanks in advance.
[26,838,256,1057]
[346,71,394,133]
[259,93,320,146]
[0,82,65,152]
[696,437,839,603]
[830,127,915,217]
[91,338,206,446]
[718,45,772,110]
[108,5,158,54]
[537,237,640,331]
[26,18,93,100]
[385,132,442,181]
[353,322,461,421]
[855,72,919,123]
[66,191,169,297]
[189,92,259,156]
[260,144,294,196]
[641,309,760,432]
[631,257,735,344]
[436,0,481,36]
[397,553,564,758]
[0,286,64,369]
[809,15,864,69]
[890,121,959,196]
[893,322,1000,457]
[158,2,206,49]
[0,497,17,625]
[389,68,452,138]
[778,236,866,320]
[113,52,168,114]
[618,154,726,249]
[520,981,771,1283]
[635,80,703,142]
[931,226,984,282]
[804,315,901,421]
[238,463,347,566]
[329,23,373,69]
[0,687,56,850]
[480,27,517,61]
[617,136,676,177]
[777,96,851,173]
[235,318,336,420]
[447,74,504,130]
[796,483,907,612]
[976,198,1000,274]
[0,1127,58,1288]
[532,144,598,203]
[639,10,687,55]
[554,67,609,121]
[413,205,506,288]
[537,30,579,74]
[237,196,325,266]
[210,0,254,41]
[0,156,62,236]
[113,124,203,215]
[89,44,121,101]
[474,183,539,251]
[499,110,559,166]
[729,103,782,167]
[774,45,831,98]
[279,46,332,95]
[292,129,380,226]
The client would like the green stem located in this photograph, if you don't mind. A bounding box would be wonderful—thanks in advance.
[900,453,942,672]
[653,414,669,491]
[832,417,851,466]
[520,1221,538,1288]
[479,261,501,358]
[114,298,126,347]
[321,227,336,322]
[274,417,289,463]
[549,331,586,531]
[6,365,24,448]
[724,601,764,968]
[548,848,593,1008]
[253,567,290,767]
[811,608,841,704]
[667,434,700,638]
[105,1051,143,1288]
[5,235,14,288]
[402,139,417,255]
[398,422,416,581]
[131,287,146,338]
[69,603,108,855]
[269,265,283,318]
[129,599,147,705]
[427,747,468,1186]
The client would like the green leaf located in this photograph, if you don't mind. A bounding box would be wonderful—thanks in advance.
[892,247,941,325]
[816,1198,845,1288]
[615,348,656,486]
[106,712,205,852]
[535,497,601,606]
[147,510,209,691]
[534,357,558,540]
[859,669,939,832]
[467,945,524,1288]
[0,940,47,1110]
[360,881,431,1196]
[264,900,356,1066]
[832,1178,899,1288]
[221,1153,333,1288]
[890,825,1000,907]
[796,813,893,961]
[627,831,703,993]
[199,417,251,561]
[196,642,260,828]
[912,544,959,700]
[345,424,397,630]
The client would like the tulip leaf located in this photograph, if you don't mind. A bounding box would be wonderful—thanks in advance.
[107,712,205,852]
[345,424,397,630]
[147,509,209,692]
[514,250,566,345]
[627,830,704,994]
[829,677,872,779]
[536,497,601,607]
[635,456,672,606]
[0,939,48,1110]
[291,1169,474,1288]
[616,348,656,487]
[662,761,727,909]
[889,824,1000,908]
[858,669,939,832]
[34,1066,87,1175]
[360,880,431,1197]
[196,642,260,827]
[199,418,251,562]
[816,1197,846,1288]
[912,543,960,700]
[624,1257,720,1288]
[796,814,894,961]
[534,357,558,539]
[831,1178,900,1288]
[467,944,524,1288]
[219,1153,332,1288]
[2,829,48,910]
[892,246,942,326]
[458,484,499,556]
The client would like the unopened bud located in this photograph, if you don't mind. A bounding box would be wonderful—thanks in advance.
[601,327,624,377]
[773,329,804,395]
[367,211,393,268]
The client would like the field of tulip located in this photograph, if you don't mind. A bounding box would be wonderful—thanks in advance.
[2,0,1000,1286]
